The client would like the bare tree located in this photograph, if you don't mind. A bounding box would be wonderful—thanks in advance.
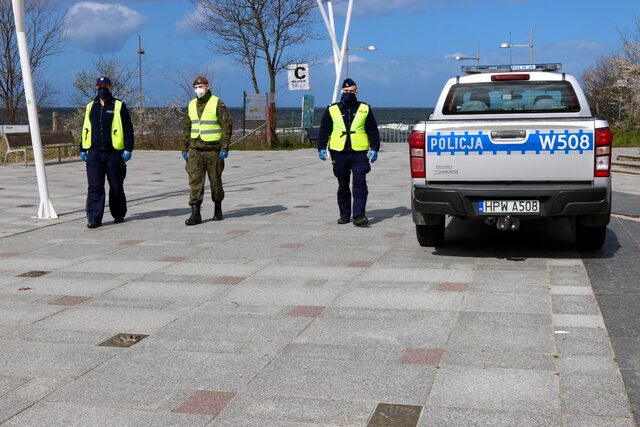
[167,65,218,105]
[190,0,318,143]
[0,0,66,124]
[69,56,136,107]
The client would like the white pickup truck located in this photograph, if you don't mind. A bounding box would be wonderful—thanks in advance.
[408,63,613,250]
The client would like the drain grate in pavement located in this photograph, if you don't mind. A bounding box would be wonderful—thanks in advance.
[367,403,423,427]
[98,333,148,348]
[17,270,50,278]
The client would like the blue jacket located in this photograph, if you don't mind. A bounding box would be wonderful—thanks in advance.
[317,100,380,152]
[81,95,134,152]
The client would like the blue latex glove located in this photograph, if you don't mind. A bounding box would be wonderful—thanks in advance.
[318,149,328,161]
[368,150,378,163]
[80,151,87,162]
[122,150,132,163]
[181,151,189,161]
[219,151,228,160]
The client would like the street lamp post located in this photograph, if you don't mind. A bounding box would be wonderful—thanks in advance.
[345,39,377,77]
[500,28,534,64]
[137,34,144,108]
[455,46,480,65]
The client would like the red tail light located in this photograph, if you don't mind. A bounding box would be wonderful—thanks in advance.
[408,131,426,178]
[594,127,613,177]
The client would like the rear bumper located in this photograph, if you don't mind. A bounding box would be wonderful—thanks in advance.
[412,183,610,223]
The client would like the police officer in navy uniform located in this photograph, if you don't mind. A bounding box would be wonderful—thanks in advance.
[317,78,380,226]
[80,76,134,229]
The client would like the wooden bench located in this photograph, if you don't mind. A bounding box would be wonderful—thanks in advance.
[3,130,77,167]
[304,127,320,146]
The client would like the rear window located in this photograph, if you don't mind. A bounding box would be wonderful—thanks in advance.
[442,80,580,115]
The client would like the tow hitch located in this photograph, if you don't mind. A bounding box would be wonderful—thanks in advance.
[496,215,520,231]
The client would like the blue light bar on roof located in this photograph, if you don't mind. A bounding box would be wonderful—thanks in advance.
[461,63,563,74]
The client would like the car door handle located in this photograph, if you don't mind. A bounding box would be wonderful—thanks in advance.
[491,130,526,139]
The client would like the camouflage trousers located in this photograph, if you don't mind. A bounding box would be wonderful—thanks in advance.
[185,149,225,206]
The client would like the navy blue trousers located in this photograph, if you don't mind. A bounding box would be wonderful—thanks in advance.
[331,150,371,219]
[85,150,127,224]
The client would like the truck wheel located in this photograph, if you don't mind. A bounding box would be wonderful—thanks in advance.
[416,216,445,247]
[575,223,607,251]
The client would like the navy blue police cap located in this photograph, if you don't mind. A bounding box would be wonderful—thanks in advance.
[96,76,111,86]
[342,78,356,88]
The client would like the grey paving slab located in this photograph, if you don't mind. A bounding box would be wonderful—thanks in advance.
[420,406,561,427]
[214,393,374,426]
[247,357,436,404]
[0,145,636,425]
[428,366,560,413]
[2,402,212,427]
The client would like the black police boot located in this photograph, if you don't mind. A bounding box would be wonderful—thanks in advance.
[213,201,224,221]
[185,204,202,226]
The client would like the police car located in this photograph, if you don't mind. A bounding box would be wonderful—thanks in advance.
[408,63,612,250]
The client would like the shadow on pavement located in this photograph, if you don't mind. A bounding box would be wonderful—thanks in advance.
[432,217,620,260]
[223,205,288,218]
[367,206,412,225]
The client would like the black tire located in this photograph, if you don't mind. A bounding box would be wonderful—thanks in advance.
[575,223,607,251]
[416,216,445,247]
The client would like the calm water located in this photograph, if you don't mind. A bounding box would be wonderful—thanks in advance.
[3,106,434,131]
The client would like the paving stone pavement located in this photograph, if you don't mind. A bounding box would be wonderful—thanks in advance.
[0,145,637,426]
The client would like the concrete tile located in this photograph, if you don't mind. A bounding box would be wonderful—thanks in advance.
[461,291,550,314]
[441,350,555,371]
[0,301,65,326]
[214,394,373,426]
[428,366,560,413]
[34,306,178,333]
[554,314,605,329]
[560,371,631,417]
[420,406,561,426]
[295,310,456,348]
[2,401,211,426]
[248,357,435,404]
[448,311,554,353]
[552,294,601,315]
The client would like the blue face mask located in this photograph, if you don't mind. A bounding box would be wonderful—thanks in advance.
[97,87,111,100]
[341,92,357,104]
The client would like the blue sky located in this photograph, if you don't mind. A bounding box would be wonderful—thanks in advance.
[43,0,639,108]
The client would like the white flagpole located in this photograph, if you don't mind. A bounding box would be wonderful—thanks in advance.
[11,0,57,219]
[330,0,353,103]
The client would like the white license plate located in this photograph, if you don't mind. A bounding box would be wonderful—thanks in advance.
[478,200,540,214]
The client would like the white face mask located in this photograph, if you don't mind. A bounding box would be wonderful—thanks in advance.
[195,87,207,98]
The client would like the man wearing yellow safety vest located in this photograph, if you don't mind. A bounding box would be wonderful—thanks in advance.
[80,76,134,229]
[317,78,380,227]
[181,76,233,225]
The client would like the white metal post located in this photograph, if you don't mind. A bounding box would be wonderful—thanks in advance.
[11,0,57,219]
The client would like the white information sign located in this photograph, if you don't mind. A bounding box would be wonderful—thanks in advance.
[244,93,267,121]
[288,64,311,90]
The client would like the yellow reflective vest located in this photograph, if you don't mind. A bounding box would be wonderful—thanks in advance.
[189,96,222,142]
[328,103,370,151]
[82,100,124,150]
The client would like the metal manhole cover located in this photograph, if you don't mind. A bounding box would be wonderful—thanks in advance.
[367,403,423,427]
[17,270,50,278]
[98,333,148,348]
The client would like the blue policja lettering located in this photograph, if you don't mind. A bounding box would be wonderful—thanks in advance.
[429,135,484,151]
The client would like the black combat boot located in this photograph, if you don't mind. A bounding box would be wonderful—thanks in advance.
[213,201,224,221]
[185,204,202,225]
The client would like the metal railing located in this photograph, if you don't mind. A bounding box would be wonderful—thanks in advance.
[378,123,411,143]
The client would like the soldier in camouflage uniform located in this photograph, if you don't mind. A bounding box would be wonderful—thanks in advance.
[181,76,233,225]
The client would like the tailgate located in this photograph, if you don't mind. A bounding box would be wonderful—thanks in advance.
[425,119,595,181]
